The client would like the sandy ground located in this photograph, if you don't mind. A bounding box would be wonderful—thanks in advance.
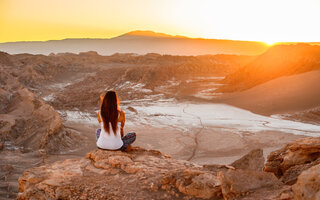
[132,125,305,165]
[62,120,304,166]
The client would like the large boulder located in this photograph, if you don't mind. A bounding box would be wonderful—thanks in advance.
[230,149,265,171]
[218,169,282,200]
[292,164,320,200]
[264,137,320,184]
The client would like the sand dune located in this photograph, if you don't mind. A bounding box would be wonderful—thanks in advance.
[219,44,320,92]
[219,70,320,115]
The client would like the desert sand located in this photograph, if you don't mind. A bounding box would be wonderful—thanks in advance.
[218,70,320,116]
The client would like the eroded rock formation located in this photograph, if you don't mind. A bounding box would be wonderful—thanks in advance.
[0,57,83,154]
[265,137,320,185]
[0,86,79,154]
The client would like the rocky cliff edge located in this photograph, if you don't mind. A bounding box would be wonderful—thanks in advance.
[17,137,320,200]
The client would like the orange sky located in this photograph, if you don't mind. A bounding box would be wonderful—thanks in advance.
[1,0,320,44]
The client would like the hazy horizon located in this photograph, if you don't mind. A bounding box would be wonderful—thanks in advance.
[1,30,320,45]
[1,0,320,44]
[0,30,271,44]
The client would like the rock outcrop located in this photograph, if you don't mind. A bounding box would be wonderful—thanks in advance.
[0,87,78,153]
[16,137,320,200]
[0,62,82,153]
[218,149,286,200]
[293,164,320,200]
[265,137,320,185]
[17,147,290,200]
[18,147,225,200]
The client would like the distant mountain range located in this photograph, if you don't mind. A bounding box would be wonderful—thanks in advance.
[0,30,270,56]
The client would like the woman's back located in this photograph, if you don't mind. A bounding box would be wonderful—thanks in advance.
[96,120,123,150]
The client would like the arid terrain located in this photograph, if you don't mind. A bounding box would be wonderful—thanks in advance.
[1,43,320,199]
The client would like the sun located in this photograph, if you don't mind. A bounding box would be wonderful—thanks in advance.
[263,41,275,46]
[262,39,279,46]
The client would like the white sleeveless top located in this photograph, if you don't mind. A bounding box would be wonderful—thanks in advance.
[96,112,123,150]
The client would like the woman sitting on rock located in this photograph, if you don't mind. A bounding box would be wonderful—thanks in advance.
[96,90,136,151]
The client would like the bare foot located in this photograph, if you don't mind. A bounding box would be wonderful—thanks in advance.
[125,145,133,152]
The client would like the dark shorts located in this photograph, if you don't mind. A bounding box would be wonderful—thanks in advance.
[96,129,136,151]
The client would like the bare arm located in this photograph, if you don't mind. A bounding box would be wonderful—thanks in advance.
[119,110,125,137]
[97,93,104,123]
[97,111,101,123]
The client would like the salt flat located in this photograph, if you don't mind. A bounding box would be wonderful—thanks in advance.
[126,100,320,137]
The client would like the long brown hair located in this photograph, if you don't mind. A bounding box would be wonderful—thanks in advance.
[100,91,119,135]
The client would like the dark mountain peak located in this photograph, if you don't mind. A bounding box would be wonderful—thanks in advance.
[120,30,187,39]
